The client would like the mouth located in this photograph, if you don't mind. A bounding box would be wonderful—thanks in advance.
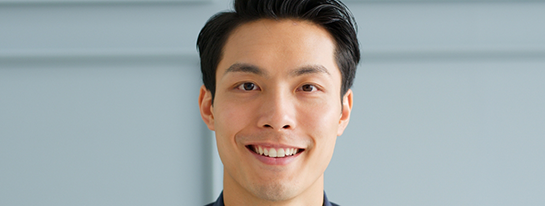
[246,145,305,158]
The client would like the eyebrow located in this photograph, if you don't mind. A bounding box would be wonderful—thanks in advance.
[224,63,267,77]
[290,65,331,77]
[223,63,330,77]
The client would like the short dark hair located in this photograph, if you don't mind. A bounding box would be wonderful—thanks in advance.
[197,0,360,102]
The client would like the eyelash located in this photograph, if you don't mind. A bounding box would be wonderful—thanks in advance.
[297,84,319,92]
[234,82,321,92]
[236,82,261,91]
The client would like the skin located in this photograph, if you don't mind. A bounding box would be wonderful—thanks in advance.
[199,19,353,206]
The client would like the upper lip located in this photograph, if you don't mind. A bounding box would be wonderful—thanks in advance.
[244,142,304,149]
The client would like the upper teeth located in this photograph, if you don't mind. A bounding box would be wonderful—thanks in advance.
[253,146,298,158]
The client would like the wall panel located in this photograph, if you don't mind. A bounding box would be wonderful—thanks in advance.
[1,0,544,205]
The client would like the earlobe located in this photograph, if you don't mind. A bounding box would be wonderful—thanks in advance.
[198,85,215,131]
[337,89,353,136]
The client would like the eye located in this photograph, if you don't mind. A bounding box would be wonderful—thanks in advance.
[237,82,260,91]
[298,84,317,92]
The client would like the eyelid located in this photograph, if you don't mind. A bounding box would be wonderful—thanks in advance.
[296,83,323,92]
[234,81,261,91]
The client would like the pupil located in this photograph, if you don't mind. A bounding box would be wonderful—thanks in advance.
[244,83,254,90]
[303,85,312,91]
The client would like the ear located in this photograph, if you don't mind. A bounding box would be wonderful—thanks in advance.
[337,89,353,136]
[198,85,215,131]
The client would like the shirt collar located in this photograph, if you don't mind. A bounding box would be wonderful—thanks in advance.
[209,191,337,206]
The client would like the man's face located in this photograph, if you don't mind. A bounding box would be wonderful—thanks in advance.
[199,19,352,202]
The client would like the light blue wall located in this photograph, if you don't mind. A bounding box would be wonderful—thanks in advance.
[1,0,544,205]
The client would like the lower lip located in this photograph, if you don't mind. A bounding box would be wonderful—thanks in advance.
[248,148,302,165]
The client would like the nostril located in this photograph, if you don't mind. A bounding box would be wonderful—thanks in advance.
[264,124,272,128]
[282,125,290,129]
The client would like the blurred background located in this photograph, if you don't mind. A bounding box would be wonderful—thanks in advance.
[1,0,544,205]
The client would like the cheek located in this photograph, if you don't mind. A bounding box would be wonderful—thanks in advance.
[213,102,254,168]
[213,100,256,137]
[298,100,340,159]
[299,103,339,172]
[298,101,341,134]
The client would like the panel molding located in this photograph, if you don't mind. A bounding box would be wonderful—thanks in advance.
[0,0,212,5]
[362,46,545,62]
[0,48,197,59]
[344,0,545,2]
[0,49,199,67]
[2,0,541,4]
[1,47,543,65]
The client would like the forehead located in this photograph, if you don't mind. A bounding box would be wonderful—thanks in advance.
[217,19,339,78]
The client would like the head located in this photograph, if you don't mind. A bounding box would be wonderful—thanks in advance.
[197,0,359,204]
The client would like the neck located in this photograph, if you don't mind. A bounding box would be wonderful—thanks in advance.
[222,171,325,206]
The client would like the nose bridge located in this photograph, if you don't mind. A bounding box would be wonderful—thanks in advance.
[257,86,296,130]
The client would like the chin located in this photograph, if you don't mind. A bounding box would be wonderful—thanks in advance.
[250,180,300,202]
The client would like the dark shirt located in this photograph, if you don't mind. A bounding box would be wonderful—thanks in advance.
[205,191,339,206]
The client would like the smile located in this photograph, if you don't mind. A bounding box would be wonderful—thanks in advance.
[247,145,304,158]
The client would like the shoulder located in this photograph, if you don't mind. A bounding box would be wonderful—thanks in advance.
[324,191,340,206]
[204,192,223,206]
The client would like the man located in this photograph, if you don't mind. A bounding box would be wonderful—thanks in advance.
[197,0,360,205]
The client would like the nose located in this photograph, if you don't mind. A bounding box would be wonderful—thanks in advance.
[256,90,296,131]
